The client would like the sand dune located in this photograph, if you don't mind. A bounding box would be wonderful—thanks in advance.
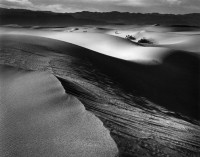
[0,6,200,157]
[132,30,200,52]
[0,27,171,63]
[0,33,200,156]
[45,32,171,63]
[0,65,118,157]
[0,33,199,119]
[1,26,200,64]
[95,25,200,53]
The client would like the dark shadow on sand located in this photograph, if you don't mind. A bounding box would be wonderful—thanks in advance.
[1,34,199,120]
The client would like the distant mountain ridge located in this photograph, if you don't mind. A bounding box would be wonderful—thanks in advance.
[70,11,200,26]
[0,8,200,26]
[0,8,105,26]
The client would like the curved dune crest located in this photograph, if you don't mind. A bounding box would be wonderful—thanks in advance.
[0,65,118,157]
[44,32,170,62]
[4,27,199,63]
[0,27,170,63]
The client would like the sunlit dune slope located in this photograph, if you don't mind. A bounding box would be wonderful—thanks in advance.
[132,30,200,52]
[2,26,200,62]
[0,65,118,157]
[45,32,171,62]
[96,25,200,53]
[0,34,199,119]
[0,27,170,63]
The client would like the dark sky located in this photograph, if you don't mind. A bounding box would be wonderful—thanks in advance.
[0,0,200,14]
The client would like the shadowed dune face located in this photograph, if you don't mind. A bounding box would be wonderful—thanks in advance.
[0,65,118,157]
[0,34,199,120]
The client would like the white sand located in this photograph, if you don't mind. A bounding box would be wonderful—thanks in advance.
[0,26,200,63]
[0,65,118,157]
[0,27,169,63]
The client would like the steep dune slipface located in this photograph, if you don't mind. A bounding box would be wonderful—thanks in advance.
[0,65,118,157]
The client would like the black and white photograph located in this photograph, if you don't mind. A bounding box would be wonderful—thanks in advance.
[0,0,200,157]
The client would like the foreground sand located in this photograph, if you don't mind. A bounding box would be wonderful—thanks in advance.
[0,65,118,157]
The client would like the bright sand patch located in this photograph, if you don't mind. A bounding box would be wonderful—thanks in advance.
[0,27,169,63]
[1,26,200,64]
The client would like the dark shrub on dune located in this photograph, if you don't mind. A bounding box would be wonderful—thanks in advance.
[125,35,136,40]
[138,38,154,44]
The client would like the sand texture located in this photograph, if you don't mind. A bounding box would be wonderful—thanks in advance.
[0,26,200,157]
[0,65,118,157]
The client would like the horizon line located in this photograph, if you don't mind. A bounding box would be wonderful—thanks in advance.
[1,7,200,15]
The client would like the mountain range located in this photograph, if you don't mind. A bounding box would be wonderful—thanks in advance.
[0,8,200,26]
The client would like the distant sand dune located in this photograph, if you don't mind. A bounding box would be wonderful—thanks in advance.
[133,30,200,52]
[98,25,200,53]
[0,27,170,63]
[1,26,200,63]
[0,65,118,157]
